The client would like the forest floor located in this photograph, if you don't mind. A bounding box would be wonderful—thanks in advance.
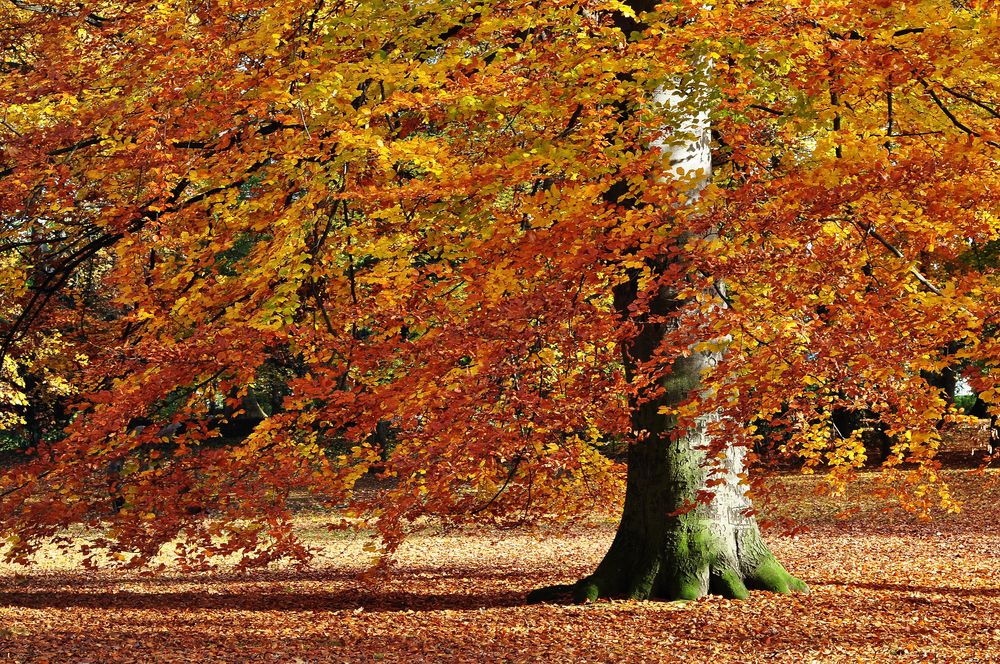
[2,431,1000,662]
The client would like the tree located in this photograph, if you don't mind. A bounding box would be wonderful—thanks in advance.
[534,11,805,600]
[1,0,999,602]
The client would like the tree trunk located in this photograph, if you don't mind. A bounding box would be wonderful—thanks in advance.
[577,311,804,600]
[530,5,803,602]
[528,285,805,603]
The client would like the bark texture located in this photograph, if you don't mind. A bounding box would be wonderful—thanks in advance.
[528,286,805,603]
[566,355,806,602]
[528,292,806,602]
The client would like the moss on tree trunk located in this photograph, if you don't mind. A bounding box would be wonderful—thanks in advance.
[529,285,805,604]
[537,417,805,602]
[529,418,805,602]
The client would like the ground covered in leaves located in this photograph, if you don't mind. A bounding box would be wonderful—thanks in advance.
[2,461,1000,662]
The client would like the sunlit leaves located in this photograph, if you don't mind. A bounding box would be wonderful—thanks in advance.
[1,0,999,566]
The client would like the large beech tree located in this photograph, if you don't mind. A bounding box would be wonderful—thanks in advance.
[2,0,1000,601]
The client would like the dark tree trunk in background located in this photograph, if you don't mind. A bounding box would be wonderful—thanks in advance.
[969,397,999,455]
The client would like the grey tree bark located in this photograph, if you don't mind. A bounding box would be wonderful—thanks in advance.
[529,283,805,603]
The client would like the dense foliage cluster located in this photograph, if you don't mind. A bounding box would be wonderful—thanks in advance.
[1,0,999,568]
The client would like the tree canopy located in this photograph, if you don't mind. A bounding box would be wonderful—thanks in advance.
[2,0,1000,571]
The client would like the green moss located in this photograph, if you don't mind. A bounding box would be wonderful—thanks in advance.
[531,543,805,604]
[688,524,714,554]
[747,556,808,594]
[673,528,689,553]
[573,580,601,603]
[788,575,809,593]
[675,575,704,601]
[710,567,750,600]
